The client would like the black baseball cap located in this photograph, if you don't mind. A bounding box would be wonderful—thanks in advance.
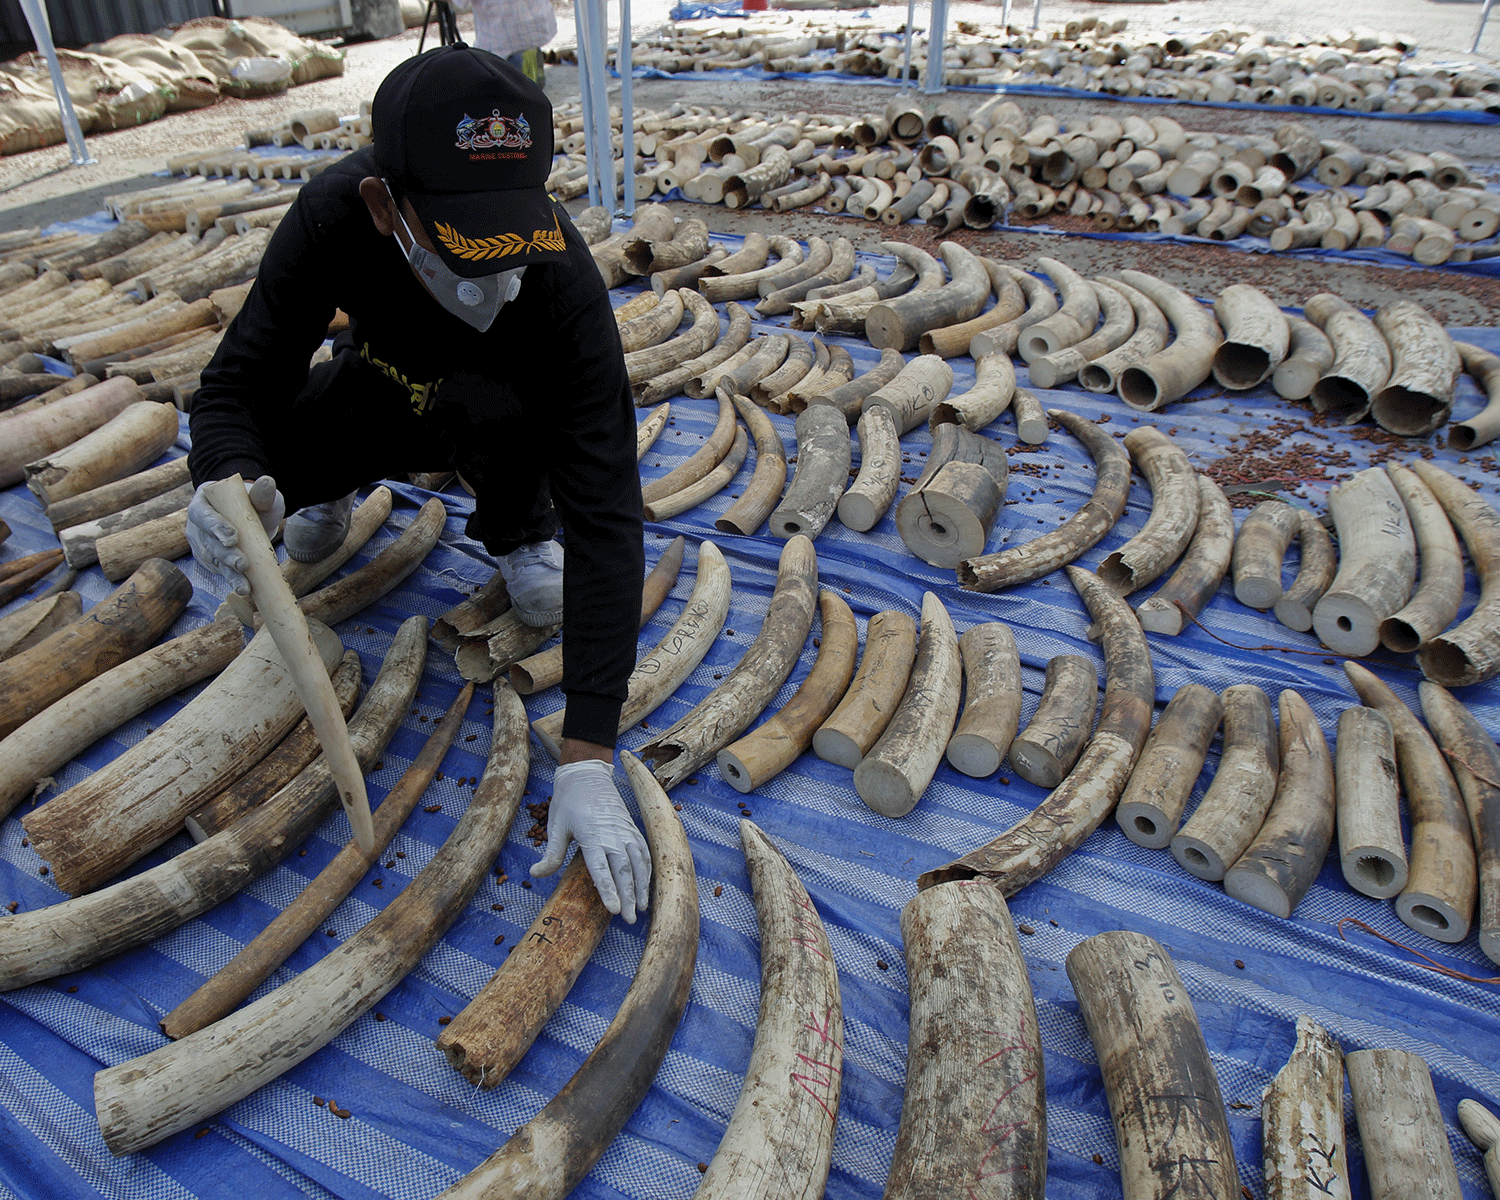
[372,44,567,277]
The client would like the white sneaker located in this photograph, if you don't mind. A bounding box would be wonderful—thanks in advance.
[283,491,356,564]
[499,539,564,626]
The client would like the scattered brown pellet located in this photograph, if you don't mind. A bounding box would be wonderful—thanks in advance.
[386,860,395,869]
[314,1097,326,1107]
[688,777,699,785]
[495,934,506,944]
[1241,1185,1254,1200]
[496,872,508,883]
[876,960,888,971]
[326,929,337,937]
[38,867,47,876]
[673,803,682,811]
[424,804,442,813]
[812,637,821,648]
[372,879,383,889]
[1322,658,1335,665]
[195,1129,210,1140]
[999,777,1010,786]
[330,1104,352,1120]
[420,715,429,723]
[438,1016,452,1026]
[1049,919,1059,927]
[5,901,16,913]
[698,1163,708,1174]
[375,761,384,771]
[1092,1154,1103,1165]
[521,879,532,889]
[374,1012,386,1021]
[20,839,27,848]
[436,772,444,781]
[492,903,505,911]
[300,849,308,856]
[1018,924,1035,935]
[66,985,77,993]
[1234,959,1245,969]
[713,885,723,897]
[743,810,751,817]
[465,734,477,742]
[396,851,405,858]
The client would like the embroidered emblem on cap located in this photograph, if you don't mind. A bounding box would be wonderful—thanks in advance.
[435,213,565,261]
[455,110,532,151]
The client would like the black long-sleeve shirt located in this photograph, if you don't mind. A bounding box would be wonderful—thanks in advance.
[189,147,644,747]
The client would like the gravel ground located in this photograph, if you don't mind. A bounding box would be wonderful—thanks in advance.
[0,0,1496,315]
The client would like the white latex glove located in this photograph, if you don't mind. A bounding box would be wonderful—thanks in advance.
[186,474,285,595]
[531,758,652,923]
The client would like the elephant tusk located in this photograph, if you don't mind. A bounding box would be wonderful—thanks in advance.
[1100,426,1202,596]
[862,353,954,437]
[625,289,720,386]
[929,351,1015,434]
[1065,931,1241,1200]
[432,751,697,1200]
[1346,1051,1463,1200]
[1270,313,1336,402]
[1305,292,1391,425]
[1223,689,1334,918]
[1313,467,1415,657]
[853,591,962,818]
[1027,278,1135,390]
[59,480,193,568]
[0,375,142,488]
[297,496,445,628]
[1077,278,1169,396]
[1370,300,1462,437]
[94,665,529,1159]
[1458,1099,1500,1198]
[1211,283,1290,390]
[866,241,990,353]
[895,423,1008,568]
[1114,268,1224,412]
[635,301,752,407]
[919,566,1153,893]
[837,404,901,533]
[640,536,818,791]
[959,408,1131,593]
[1345,660,1475,943]
[715,392,788,537]
[0,588,81,660]
[918,257,1025,359]
[531,540,731,761]
[1116,683,1223,850]
[1449,341,1500,452]
[23,400,179,506]
[641,386,738,506]
[1381,464,1464,653]
[1260,1018,1349,1200]
[808,345,905,424]
[967,263,1059,360]
[623,217,709,276]
[643,424,749,523]
[770,405,852,541]
[945,621,1021,779]
[693,820,843,1199]
[1018,256,1101,363]
[813,608,918,770]
[757,236,855,317]
[1135,474,1234,635]
[1010,654,1099,790]
[750,334,817,409]
[1334,706,1407,900]
[44,452,191,532]
[635,402,671,460]
[161,681,474,1040]
[617,288,685,354]
[0,618,423,992]
[697,235,803,303]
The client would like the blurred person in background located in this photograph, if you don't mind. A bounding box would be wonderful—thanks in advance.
[448,0,554,83]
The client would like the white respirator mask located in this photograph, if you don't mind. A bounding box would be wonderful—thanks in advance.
[388,185,525,333]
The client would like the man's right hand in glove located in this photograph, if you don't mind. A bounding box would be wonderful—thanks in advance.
[532,752,652,923]
[186,474,285,595]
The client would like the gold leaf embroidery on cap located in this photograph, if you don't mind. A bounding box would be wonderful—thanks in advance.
[435,214,564,260]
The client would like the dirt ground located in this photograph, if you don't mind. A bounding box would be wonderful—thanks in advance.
[0,0,1496,317]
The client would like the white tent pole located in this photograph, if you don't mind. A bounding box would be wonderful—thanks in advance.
[922,0,947,94]
[16,0,95,167]
[618,0,635,216]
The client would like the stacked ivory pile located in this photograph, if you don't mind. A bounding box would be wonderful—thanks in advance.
[244,102,372,154]
[550,100,1500,265]
[584,14,1499,116]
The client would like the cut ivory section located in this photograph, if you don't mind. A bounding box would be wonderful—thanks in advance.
[1116,683,1223,850]
[813,608,918,770]
[1261,1018,1349,1200]
[1313,467,1415,657]
[1334,706,1408,900]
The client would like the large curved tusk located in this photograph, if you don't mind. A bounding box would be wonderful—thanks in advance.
[184,652,362,840]
[532,541,732,760]
[298,495,446,628]
[513,535,684,696]
[808,345,904,424]
[920,566,1153,893]
[959,409,1131,593]
[1274,509,1337,634]
[94,506,191,581]
[640,536,817,791]
[1381,464,1463,653]
[438,855,610,1087]
[837,404,900,533]
[59,480,193,568]
[23,619,345,896]
[865,242,995,353]
[1114,268,1223,412]
[1065,931,1241,1200]
[636,301,752,407]
[1409,461,1500,686]
[277,485,394,600]
[757,236,855,317]
[752,236,833,300]
[1346,1051,1463,1200]
[813,608,917,770]
[0,375,141,487]
[1345,660,1475,943]
[22,399,178,506]
[0,556,191,741]
[783,341,854,412]
[929,351,1015,433]
[708,334,791,400]
[161,680,472,1039]
[636,401,670,459]
[1418,682,1500,965]
[617,288,685,354]
[715,392,788,537]
[641,386,737,506]
[1305,292,1391,424]
[946,622,1022,779]
[698,235,804,303]
[1135,474,1233,635]
[1077,278,1169,395]
[1335,705,1407,899]
[625,289,719,386]
[1459,1099,1500,1198]
[44,453,191,532]
[717,590,857,793]
[918,258,1026,359]
[1100,426,1201,596]
[886,879,1046,1200]
[1027,278,1135,390]
[1271,314,1336,401]
[697,230,771,278]
[861,353,954,436]
[433,751,696,1199]
[0,617,424,992]
[644,425,749,522]
[615,290,662,325]
[623,217,709,275]
[1116,682,1223,850]
[1313,467,1415,656]
[693,820,842,1199]
[1370,301,1462,436]
[1261,1018,1349,1200]
[1210,283,1289,390]
[1010,654,1098,789]
[1017,256,1101,363]
[94,669,529,1159]
[895,423,1008,568]
[1450,341,1500,451]
[968,264,1059,360]
[1231,499,1301,610]
[852,591,961,818]
[770,405,851,541]
[1170,683,1278,882]
[749,335,816,409]
[1223,689,1333,918]
[0,588,82,659]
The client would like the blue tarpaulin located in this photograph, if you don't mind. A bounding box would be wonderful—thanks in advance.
[1,228,1498,1200]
